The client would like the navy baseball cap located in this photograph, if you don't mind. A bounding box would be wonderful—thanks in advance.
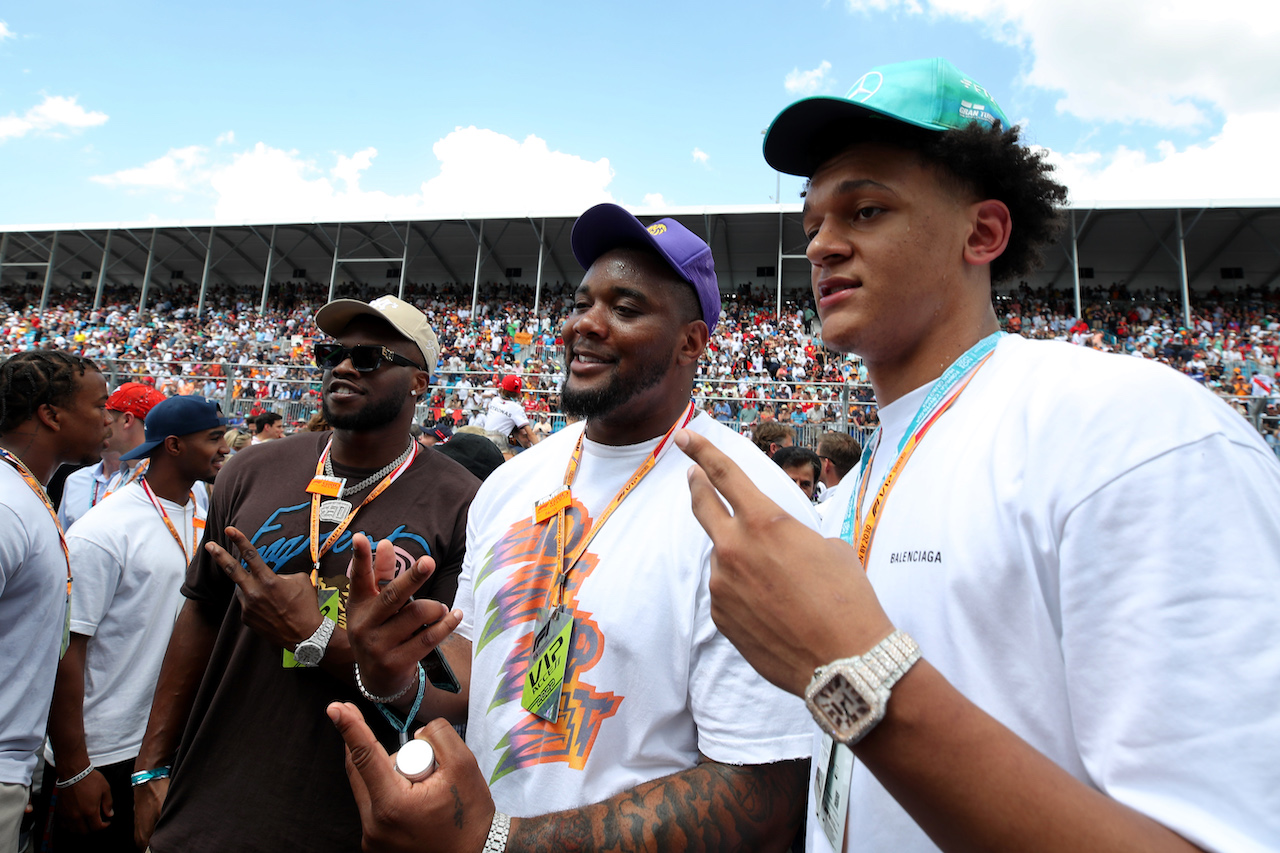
[571,203,721,333]
[121,396,232,461]
[764,57,1010,177]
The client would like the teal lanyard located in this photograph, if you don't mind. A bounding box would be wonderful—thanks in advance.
[840,332,1005,545]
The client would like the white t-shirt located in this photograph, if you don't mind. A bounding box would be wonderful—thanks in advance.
[45,481,204,767]
[807,336,1280,853]
[0,464,68,786]
[482,395,530,436]
[59,461,206,531]
[456,413,816,818]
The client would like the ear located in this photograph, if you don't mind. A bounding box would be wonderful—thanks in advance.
[410,369,431,398]
[163,435,183,458]
[676,320,710,368]
[120,412,136,429]
[963,199,1012,268]
[36,402,61,432]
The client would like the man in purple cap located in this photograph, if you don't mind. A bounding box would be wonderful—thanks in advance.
[331,203,819,852]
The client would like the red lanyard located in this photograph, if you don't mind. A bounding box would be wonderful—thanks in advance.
[92,459,148,506]
[0,448,72,657]
[139,479,197,563]
[308,438,418,580]
[544,401,696,608]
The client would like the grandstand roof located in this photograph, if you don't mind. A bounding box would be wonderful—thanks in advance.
[3,203,1279,314]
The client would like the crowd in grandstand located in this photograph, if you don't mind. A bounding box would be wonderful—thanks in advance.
[2,276,1277,451]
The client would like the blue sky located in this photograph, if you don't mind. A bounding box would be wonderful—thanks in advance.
[2,0,1277,227]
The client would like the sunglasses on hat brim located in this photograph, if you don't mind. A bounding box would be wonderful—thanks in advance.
[314,342,425,372]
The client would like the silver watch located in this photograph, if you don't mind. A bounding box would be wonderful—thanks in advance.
[294,617,336,667]
[804,629,920,746]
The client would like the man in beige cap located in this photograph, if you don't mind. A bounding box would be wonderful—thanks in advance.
[132,295,478,853]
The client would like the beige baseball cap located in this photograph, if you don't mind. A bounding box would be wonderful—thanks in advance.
[314,295,439,375]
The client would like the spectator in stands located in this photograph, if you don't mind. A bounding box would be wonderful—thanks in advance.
[482,375,538,448]
[0,351,112,852]
[815,431,861,501]
[773,445,821,501]
[752,421,794,457]
[251,411,284,443]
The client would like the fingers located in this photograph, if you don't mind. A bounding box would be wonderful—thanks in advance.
[208,526,266,583]
[362,552,436,626]
[416,717,470,768]
[347,533,377,602]
[329,701,394,805]
[675,429,768,516]
[675,430,750,542]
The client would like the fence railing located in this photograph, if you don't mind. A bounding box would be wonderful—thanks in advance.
[91,359,1279,451]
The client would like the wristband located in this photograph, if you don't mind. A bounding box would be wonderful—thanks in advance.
[375,663,428,746]
[355,661,422,704]
[55,764,95,788]
[130,767,172,787]
[483,811,510,853]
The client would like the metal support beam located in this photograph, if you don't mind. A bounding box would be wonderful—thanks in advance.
[1070,210,1082,319]
[138,229,158,314]
[260,225,276,314]
[408,223,465,286]
[1176,210,1192,328]
[776,210,784,320]
[0,233,8,293]
[470,219,485,318]
[531,218,546,315]
[397,222,410,300]
[328,224,343,301]
[196,227,216,317]
[39,232,59,320]
[93,230,113,310]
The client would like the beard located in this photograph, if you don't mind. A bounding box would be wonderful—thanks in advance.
[322,374,412,431]
[559,353,670,420]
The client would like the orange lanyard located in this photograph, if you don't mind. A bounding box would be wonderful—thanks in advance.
[139,479,197,563]
[308,438,418,581]
[545,401,696,608]
[93,459,148,506]
[0,448,72,656]
[849,352,995,566]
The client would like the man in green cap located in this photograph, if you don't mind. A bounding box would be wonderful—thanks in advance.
[677,57,1280,853]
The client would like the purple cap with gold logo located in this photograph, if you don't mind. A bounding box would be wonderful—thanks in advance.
[571,203,720,333]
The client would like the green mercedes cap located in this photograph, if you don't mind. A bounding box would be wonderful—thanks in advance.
[763,57,1009,177]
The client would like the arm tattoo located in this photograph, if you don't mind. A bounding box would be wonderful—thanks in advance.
[508,757,809,853]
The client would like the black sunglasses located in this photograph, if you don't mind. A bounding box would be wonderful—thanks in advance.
[313,342,424,372]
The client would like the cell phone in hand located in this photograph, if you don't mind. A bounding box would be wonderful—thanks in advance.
[424,647,460,693]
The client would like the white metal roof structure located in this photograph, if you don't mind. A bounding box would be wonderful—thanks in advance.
[2,202,1278,325]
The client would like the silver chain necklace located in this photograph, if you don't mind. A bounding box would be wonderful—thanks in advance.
[324,440,415,497]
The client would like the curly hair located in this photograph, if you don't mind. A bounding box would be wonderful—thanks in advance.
[0,351,99,434]
[751,421,795,455]
[804,120,1067,283]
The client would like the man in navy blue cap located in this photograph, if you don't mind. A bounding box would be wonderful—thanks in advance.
[676,57,1280,853]
[331,203,821,852]
[43,396,228,853]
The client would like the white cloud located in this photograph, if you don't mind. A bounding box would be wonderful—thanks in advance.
[692,147,710,165]
[784,60,834,96]
[640,193,668,208]
[844,0,1279,128]
[1046,110,1280,202]
[92,145,207,192]
[215,130,235,145]
[0,21,14,40]
[92,127,618,222]
[0,94,109,142]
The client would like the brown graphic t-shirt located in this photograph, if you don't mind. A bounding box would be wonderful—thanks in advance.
[151,431,478,853]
